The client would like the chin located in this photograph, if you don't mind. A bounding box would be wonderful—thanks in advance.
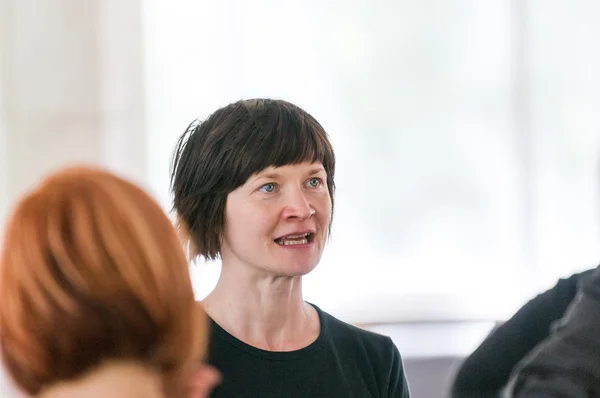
[271,261,319,277]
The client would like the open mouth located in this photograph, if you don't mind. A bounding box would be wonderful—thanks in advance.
[274,232,315,246]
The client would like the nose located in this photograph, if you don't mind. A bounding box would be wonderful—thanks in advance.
[281,187,315,220]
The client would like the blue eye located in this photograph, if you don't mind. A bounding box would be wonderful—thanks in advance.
[259,183,276,193]
[307,178,322,188]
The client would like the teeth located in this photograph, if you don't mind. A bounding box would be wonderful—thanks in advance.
[275,233,311,246]
[283,233,309,239]
[280,238,308,245]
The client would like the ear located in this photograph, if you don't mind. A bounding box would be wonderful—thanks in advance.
[185,365,221,398]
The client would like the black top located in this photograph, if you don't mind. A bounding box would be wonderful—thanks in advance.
[506,264,600,397]
[451,268,594,398]
[206,304,410,397]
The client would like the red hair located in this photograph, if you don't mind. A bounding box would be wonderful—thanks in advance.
[0,167,205,395]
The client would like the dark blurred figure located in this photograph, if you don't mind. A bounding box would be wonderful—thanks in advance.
[505,263,600,397]
[451,268,595,398]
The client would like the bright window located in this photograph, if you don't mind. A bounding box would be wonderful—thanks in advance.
[142,0,600,323]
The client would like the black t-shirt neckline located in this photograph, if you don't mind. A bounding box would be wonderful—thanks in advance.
[208,302,328,361]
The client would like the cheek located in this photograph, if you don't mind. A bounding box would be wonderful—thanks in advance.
[315,194,332,224]
[223,206,248,245]
[226,205,273,239]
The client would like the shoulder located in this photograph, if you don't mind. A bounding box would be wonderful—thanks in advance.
[555,267,596,292]
[314,305,410,397]
[317,305,400,362]
[324,309,389,339]
[576,265,600,288]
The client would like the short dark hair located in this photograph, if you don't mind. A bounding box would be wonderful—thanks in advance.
[170,99,336,261]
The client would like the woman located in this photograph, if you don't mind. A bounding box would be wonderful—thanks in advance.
[0,167,220,398]
[171,98,410,397]
[451,268,594,398]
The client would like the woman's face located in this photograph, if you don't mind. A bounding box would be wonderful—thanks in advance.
[221,161,332,277]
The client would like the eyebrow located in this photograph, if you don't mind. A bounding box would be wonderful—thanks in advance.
[254,167,326,181]
[307,167,326,176]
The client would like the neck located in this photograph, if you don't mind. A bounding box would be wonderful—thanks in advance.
[38,361,163,398]
[202,263,319,351]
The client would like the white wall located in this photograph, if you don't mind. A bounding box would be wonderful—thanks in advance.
[0,0,147,226]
